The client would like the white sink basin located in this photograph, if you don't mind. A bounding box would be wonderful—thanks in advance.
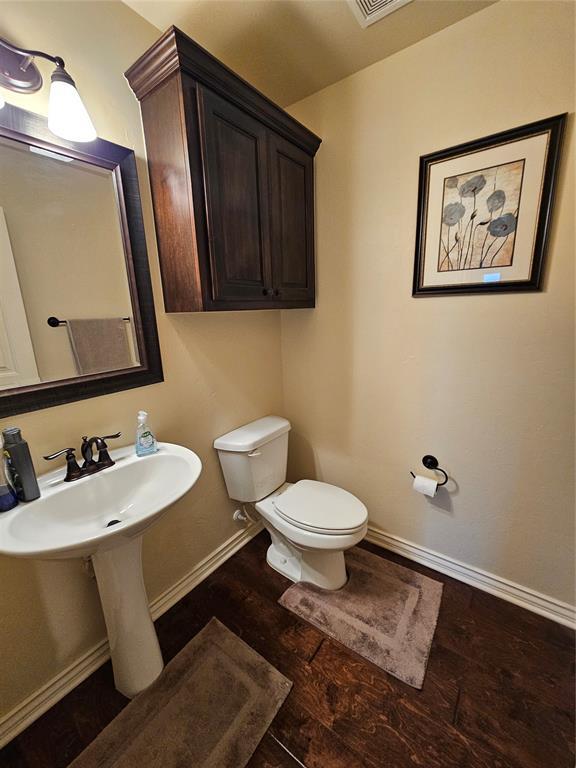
[0,442,202,559]
[0,441,202,698]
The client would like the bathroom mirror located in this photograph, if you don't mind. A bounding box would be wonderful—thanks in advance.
[0,103,162,417]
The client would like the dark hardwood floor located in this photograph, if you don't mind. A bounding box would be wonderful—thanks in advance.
[1,532,574,767]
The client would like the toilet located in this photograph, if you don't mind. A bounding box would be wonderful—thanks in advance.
[214,416,367,590]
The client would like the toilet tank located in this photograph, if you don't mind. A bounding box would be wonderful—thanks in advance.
[214,416,291,502]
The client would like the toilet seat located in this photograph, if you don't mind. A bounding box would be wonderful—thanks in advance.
[272,480,367,535]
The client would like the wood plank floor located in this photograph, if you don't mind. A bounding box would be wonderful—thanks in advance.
[1,532,574,767]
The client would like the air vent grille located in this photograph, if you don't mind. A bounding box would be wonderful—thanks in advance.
[348,0,414,28]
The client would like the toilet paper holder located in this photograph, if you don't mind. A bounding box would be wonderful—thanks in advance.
[410,455,448,486]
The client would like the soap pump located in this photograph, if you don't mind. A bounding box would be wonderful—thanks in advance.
[136,410,158,457]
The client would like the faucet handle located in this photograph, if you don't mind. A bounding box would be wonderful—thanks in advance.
[96,432,122,469]
[100,432,122,445]
[44,447,76,461]
[43,448,83,483]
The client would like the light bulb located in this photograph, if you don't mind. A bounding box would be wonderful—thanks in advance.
[48,68,96,142]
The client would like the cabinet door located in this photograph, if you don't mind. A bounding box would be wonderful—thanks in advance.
[269,132,315,306]
[198,87,272,303]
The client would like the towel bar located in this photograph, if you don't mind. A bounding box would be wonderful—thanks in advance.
[47,316,131,327]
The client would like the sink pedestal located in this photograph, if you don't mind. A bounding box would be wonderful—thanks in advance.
[92,537,164,698]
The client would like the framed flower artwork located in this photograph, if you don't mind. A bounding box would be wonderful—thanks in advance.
[412,114,566,296]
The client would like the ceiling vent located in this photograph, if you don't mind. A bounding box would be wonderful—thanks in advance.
[347,0,414,28]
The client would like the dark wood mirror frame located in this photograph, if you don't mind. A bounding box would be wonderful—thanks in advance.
[0,103,163,417]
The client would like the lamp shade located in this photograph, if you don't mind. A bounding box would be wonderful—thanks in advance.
[48,72,96,142]
[0,92,5,109]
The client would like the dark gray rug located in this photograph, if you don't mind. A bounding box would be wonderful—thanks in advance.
[279,546,442,688]
[69,618,292,768]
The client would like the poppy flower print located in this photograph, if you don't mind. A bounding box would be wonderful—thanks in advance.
[438,159,524,271]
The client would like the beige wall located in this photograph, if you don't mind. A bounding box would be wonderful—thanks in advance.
[283,1,575,604]
[0,140,134,381]
[0,1,283,717]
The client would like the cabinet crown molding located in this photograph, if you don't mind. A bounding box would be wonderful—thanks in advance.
[125,26,321,156]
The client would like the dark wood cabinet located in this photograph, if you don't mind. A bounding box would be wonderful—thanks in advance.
[198,87,272,304]
[268,132,315,303]
[126,28,321,312]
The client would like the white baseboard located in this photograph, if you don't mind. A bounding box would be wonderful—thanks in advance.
[0,522,262,749]
[366,525,575,629]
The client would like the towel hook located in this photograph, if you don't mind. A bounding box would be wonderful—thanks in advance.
[410,455,448,486]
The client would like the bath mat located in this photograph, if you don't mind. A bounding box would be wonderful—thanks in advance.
[279,547,442,688]
[69,618,292,768]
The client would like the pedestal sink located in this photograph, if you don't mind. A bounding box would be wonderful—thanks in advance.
[0,443,202,697]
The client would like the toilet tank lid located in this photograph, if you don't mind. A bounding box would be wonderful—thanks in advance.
[213,416,291,452]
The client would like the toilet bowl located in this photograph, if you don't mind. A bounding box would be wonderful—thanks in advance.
[214,416,367,590]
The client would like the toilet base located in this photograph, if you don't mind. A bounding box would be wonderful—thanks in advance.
[266,543,302,582]
[265,537,348,590]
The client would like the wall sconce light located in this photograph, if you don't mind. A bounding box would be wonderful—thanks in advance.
[0,36,96,142]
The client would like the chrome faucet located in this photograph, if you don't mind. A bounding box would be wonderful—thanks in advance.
[44,432,121,482]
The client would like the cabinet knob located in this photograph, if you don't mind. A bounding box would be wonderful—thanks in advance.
[262,288,270,296]
[273,288,281,297]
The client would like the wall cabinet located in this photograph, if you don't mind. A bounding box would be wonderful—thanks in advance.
[126,28,321,312]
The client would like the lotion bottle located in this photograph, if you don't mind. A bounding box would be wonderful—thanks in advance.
[136,411,158,456]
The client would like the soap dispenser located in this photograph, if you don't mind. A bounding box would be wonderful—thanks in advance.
[136,411,158,457]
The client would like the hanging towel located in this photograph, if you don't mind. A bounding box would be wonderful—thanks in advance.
[66,318,134,375]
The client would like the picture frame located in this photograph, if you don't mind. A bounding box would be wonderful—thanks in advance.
[412,114,566,296]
